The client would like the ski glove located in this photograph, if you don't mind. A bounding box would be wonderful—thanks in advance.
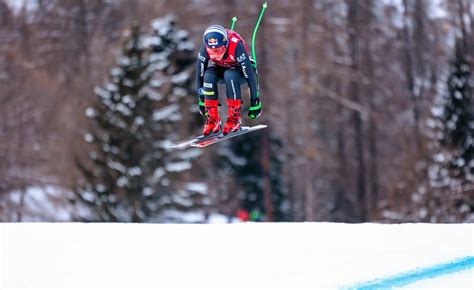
[198,89,207,117]
[248,98,262,119]
[198,96,207,117]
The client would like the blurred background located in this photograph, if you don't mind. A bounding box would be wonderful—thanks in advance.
[0,0,472,223]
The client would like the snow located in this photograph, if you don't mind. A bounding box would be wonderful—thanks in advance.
[93,183,105,193]
[171,71,190,84]
[115,103,132,116]
[127,166,142,176]
[106,159,127,173]
[110,67,123,77]
[150,78,165,88]
[116,176,129,187]
[133,116,145,126]
[84,107,97,118]
[6,186,72,221]
[218,146,247,166]
[152,167,165,180]
[122,95,136,108]
[83,133,93,143]
[153,103,180,121]
[118,56,131,66]
[176,148,202,159]
[427,0,448,19]
[165,160,192,172]
[175,29,189,40]
[172,87,188,97]
[123,78,134,88]
[104,82,118,92]
[1,223,472,289]
[406,269,473,289]
[151,16,173,36]
[5,0,38,13]
[185,182,208,194]
[142,187,153,197]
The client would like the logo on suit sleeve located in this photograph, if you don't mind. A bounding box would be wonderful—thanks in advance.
[242,64,248,78]
[198,52,206,62]
[237,53,246,62]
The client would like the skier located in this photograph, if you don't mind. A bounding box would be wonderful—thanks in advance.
[196,24,262,136]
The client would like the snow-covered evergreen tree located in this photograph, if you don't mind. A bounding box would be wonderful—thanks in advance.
[439,40,473,181]
[422,38,473,222]
[216,130,288,221]
[75,17,201,222]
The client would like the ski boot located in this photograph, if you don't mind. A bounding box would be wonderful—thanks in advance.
[202,99,222,136]
[223,99,242,135]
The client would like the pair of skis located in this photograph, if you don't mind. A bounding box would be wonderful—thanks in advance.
[169,125,267,149]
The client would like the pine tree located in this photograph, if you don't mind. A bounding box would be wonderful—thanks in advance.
[75,17,201,222]
[423,38,473,222]
[267,133,288,221]
[216,130,288,221]
[440,40,473,181]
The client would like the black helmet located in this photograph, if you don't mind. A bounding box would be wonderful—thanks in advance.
[203,25,228,49]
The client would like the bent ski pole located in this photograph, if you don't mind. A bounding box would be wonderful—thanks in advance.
[231,16,238,31]
[251,2,268,68]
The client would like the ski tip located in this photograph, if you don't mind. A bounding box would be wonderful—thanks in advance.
[167,145,181,150]
[242,124,267,130]
[167,142,191,150]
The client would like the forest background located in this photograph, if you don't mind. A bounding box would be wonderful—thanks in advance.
[0,0,472,223]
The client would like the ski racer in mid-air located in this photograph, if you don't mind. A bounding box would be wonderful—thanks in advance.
[196,24,262,136]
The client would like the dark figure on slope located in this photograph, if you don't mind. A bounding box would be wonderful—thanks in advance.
[196,25,262,136]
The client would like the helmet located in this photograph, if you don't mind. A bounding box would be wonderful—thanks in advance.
[203,25,228,48]
[203,25,228,60]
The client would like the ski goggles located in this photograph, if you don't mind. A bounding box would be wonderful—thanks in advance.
[206,46,226,59]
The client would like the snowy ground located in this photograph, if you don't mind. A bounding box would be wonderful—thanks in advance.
[1,223,472,289]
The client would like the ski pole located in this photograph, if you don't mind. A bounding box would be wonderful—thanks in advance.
[251,2,268,68]
[231,16,237,31]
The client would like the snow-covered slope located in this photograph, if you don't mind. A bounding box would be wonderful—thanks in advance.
[1,223,472,289]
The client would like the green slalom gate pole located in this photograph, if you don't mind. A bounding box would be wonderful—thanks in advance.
[230,16,238,31]
[251,2,268,68]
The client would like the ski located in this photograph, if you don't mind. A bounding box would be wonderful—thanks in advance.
[168,131,222,150]
[190,125,267,148]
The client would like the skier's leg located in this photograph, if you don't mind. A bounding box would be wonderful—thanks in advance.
[223,69,243,135]
[202,67,223,135]
[223,68,243,100]
[202,67,220,100]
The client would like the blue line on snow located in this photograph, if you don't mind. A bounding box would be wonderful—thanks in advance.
[343,256,474,290]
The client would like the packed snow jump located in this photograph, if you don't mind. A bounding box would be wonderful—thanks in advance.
[170,2,269,149]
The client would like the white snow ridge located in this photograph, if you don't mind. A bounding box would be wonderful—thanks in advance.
[0,223,472,289]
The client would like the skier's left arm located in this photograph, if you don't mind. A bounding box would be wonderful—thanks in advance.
[235,42,262,119]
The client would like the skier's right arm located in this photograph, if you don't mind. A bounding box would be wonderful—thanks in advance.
[195,46,209,116]
[196,46,209,95]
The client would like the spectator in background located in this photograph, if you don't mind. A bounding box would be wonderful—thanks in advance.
[237,208,250,222]
[250,208,264,222]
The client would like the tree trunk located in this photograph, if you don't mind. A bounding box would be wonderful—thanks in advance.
[361,0,379,218]
[348,0,367,222]
[301,0,316,221]
[261,130,274,222]
[257,3,274,222]
[402,0,423,156]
